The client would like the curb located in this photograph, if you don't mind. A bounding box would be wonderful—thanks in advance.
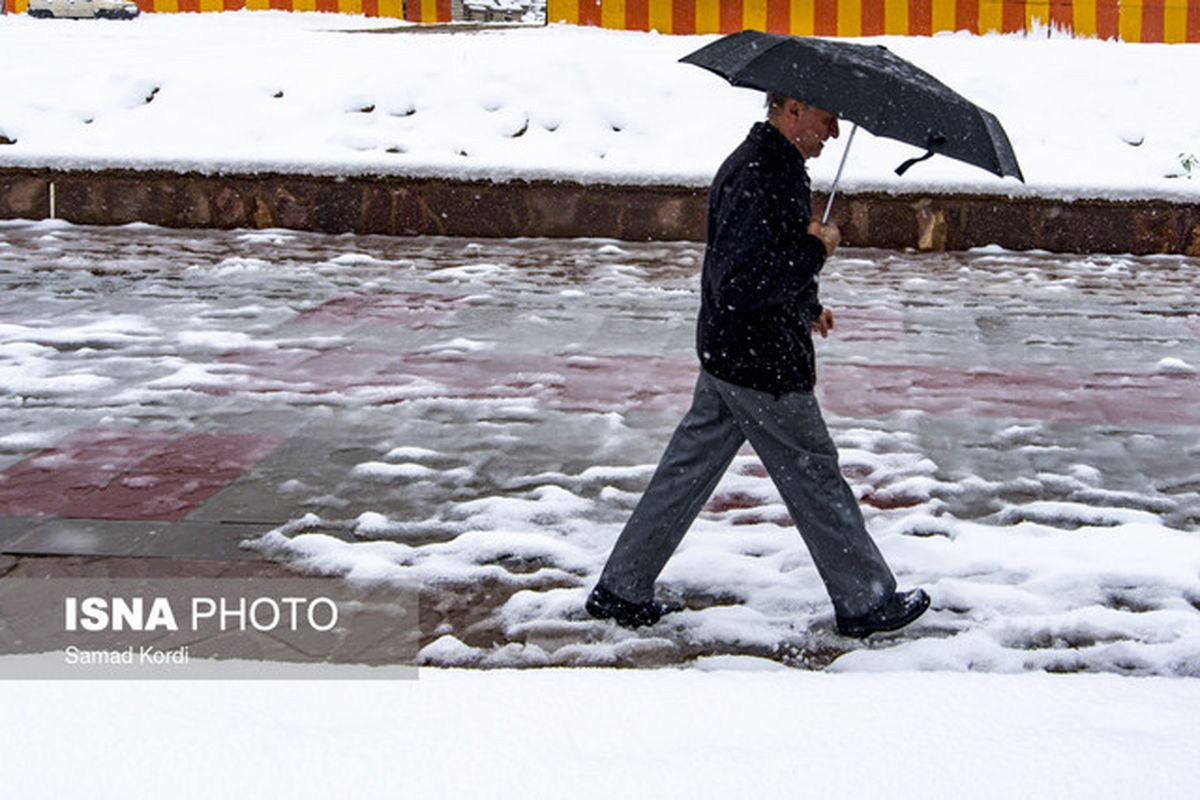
[3,166,1200,255]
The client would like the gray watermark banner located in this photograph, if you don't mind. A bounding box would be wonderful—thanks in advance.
[0,577,419,679]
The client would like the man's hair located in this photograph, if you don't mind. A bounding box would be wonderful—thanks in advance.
[766,91,798,120]
[768,91,806,122]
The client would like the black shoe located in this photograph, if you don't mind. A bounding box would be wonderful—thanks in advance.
[586,584,683,629]
[836,588,930,638]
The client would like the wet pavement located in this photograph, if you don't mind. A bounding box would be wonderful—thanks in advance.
[1,219,1198,671]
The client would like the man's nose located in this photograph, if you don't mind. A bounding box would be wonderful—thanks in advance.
[830,118,840,139]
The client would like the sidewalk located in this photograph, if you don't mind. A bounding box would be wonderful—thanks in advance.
[1,219,1198,671]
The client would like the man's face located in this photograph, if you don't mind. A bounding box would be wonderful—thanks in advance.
[777,99,840,159]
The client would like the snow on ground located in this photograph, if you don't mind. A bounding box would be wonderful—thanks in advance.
[1,13,1200,201]
[2,669,1199,799]
[253,431,1200,676]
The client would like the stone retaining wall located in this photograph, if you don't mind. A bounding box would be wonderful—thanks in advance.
[2,167,1199,255]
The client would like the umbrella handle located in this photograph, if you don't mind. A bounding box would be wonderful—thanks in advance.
[821,122,858,226]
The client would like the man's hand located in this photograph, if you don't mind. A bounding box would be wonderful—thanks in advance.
[808,219,841,257]
[813,307,835,338]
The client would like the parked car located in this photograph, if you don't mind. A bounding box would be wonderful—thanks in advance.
[26,0,140,19]
[462,0,529,22]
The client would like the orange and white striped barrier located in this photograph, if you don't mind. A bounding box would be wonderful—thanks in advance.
[547,0,1200,42]
[5,0,1194,41]
[2,0,451,21]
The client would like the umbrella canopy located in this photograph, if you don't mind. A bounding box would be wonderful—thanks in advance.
[680,30,1024,183]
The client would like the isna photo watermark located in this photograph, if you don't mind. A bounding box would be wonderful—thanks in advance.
[0,577,420,680]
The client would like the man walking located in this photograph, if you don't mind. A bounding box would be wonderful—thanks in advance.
[586,93,929,638]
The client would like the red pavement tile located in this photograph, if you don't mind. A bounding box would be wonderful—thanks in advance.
[55,470,247,521]
[0,429,177,517]
[0,430,284,521]
[288,293,463,329]
[288,349,410,387]
[214,347,1200,424]
[214,348,411,395]
[129,432,283,475]
[817,364,1200,425]
[831,306,904,342]
[220,348,314,372]
[705,490,772,514]
[556,356,698,412]
[205,348,316,396]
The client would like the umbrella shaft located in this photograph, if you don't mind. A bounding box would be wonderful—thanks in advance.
[822,122,858,226]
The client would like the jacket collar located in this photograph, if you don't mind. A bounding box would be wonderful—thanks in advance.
[750,121,807,168]
[749,121,810,191]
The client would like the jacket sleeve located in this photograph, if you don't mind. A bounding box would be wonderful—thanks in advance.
[706,163,827,315]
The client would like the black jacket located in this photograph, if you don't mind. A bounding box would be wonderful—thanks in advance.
[697,122,828,394]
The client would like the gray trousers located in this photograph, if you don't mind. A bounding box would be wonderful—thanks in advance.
[597,370,895,618]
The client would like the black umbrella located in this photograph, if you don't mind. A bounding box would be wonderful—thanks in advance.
[680,31,1024,221]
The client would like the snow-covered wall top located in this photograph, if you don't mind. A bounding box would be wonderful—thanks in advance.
[1,13,1198,203]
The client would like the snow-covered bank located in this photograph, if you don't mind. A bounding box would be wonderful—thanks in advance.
[1,13,1200,202]
[1,669,1198,798]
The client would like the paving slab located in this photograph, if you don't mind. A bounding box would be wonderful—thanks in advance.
[3,519,179,558]
[0,555,305,580]
[136,521,279,560]
[183,436,365,525]
[1,519,267,561]
[0,517,38,550]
